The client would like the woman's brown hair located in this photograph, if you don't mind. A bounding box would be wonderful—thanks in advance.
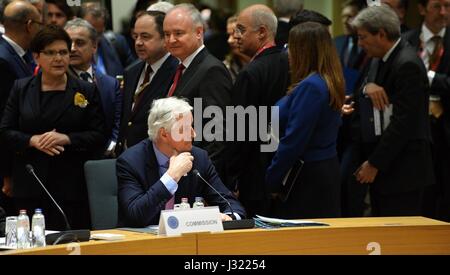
[288,22,345,111]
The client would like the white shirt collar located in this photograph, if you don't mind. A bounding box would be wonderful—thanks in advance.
[383,38,401,62]
[2,34,26,58]
[150,53,170,73]
[180,44,205,69]
[422,24,446,43]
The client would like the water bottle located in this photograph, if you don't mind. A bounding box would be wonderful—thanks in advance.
[32,209,46,247]
[193,197,205,208]
[180,198,190,210]
[16,210,30,249]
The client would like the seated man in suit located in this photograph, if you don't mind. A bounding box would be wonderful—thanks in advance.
[65,18,122,157]
[117,97,246,227]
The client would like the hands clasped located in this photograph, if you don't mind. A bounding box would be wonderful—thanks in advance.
[30,129,70,156]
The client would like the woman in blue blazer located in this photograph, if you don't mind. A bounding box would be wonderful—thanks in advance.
[266,22,345,219]
[0,25,106,230]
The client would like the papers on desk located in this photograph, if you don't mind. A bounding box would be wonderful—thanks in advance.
[119,225,159,235]
[254,215,329,229]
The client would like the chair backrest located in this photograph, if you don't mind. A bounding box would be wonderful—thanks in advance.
[84,159,118,230]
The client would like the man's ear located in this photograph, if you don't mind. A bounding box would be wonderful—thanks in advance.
[195,26,204,40]
[258,25,268,40]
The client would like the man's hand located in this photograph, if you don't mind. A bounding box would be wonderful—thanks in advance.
[342,96,355,116]
[167,152,194,182]
[355,161,378,184]
[220,213,233,221]
[365,83,390,110]
[2,176,12,197]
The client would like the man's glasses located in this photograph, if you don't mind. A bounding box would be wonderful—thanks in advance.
[27,19,44,28]
[40,49,70,58]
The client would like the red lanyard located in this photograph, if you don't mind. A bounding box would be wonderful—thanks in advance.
[252,42,276,61]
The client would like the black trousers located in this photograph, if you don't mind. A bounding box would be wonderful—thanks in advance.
[272,157,341,219]
[370,188,424,217]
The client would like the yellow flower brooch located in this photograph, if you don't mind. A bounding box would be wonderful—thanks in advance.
[74,92,89,108]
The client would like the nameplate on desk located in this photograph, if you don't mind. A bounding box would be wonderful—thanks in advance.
[158,206,223,236]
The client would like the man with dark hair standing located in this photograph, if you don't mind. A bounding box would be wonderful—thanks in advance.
[45,0,73,27]
[116,11,178,155]
[65,18,122,157]
[226,4,289,217]
[403,0,450,221]
[80,2,135,77]
[351,5,434,217]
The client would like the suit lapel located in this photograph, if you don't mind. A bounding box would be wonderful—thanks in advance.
[25,75,42,119]
[437,27,450,73]
[127,62,146,118]
[1,38,32,76]
[173,48,208,96]
[52,76,79,124]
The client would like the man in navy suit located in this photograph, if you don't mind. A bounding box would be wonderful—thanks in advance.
[116,11,178,155]
[65,18,122,157]
[117,97,245,227]
[0,1,42,213]
[81,3,135,77]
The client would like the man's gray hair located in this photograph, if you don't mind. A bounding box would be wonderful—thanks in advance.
[251,7,278,38]
[274,0,304,18]
[147,1,174,14]
[351,5,401,41]
[168,3,204,28]
[147,97,193,141]
[65,18,98,43]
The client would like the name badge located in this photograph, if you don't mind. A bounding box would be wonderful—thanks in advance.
[158,206,224,236]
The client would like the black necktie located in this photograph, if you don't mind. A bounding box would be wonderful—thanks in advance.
[80,72,91,82]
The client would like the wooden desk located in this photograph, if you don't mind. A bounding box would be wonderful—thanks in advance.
[196,217,450,255]
[2,217,449,255]
[2,230,197,255]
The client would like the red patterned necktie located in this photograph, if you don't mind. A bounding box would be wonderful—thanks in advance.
[167,63,185,97]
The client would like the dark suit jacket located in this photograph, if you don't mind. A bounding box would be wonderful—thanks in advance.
[403,27,450,145]
[97,34,135,77]
[275,20,290,48]
[69,65,122,147]
[0,36,33,117]
[116,56,178,154]
[94,68,122,146]
[172,48,232,175]
[226,47,290,200]
[0,36,33,176]
[117,139,246,227]
[355,40,434,195]
[0,74,106,200]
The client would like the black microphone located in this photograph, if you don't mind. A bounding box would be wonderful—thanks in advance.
[26,164,90,245]
[192,169,254,230]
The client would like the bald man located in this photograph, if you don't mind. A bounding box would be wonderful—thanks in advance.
[0,0,42,214]
[226,5,289,217]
